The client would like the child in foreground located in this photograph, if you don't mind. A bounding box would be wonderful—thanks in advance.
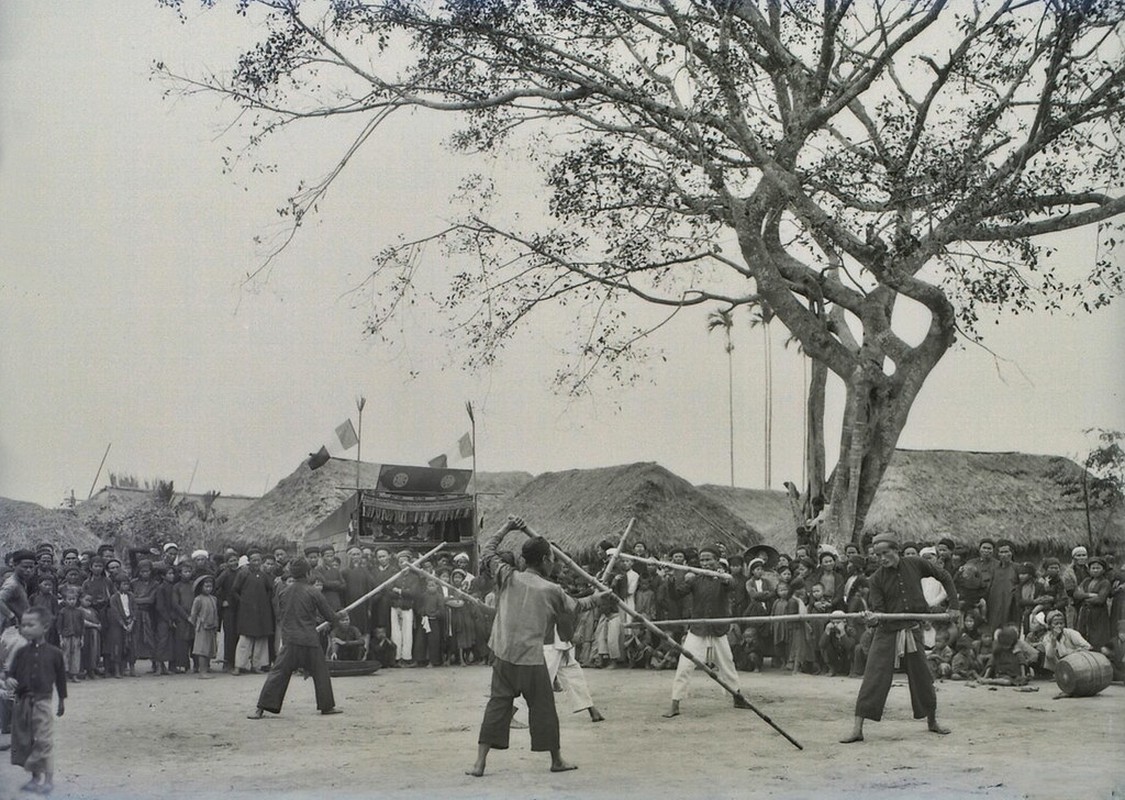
[7,607,67,794]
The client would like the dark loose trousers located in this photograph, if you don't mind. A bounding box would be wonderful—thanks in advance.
[255,643,335,714]
[854,627,935,722]
[477,658,560,752]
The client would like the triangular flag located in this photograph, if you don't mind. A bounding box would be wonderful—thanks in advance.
[336,419,359,450]
[428,453,448,469]
[458,432,474,459]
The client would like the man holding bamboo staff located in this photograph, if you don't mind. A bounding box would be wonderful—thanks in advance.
[840,533,958,743]
[468,516,607,778]
[662,545,750,718]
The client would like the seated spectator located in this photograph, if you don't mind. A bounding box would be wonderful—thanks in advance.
[1040,609,1091,673]
[1103,620,1125,684]
[367,626,397,668]
[327,613,365,661]
[950,635,983,681]
[980,624,1028,686]
[926,629,954,680]
[818,611,855,677]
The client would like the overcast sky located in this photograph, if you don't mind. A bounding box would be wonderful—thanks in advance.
[1,3,1122,509]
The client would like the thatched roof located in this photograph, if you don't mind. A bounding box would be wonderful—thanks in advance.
[0,497,102,555]
[696,484,797,554]
[474,471,535,527]
[82,486,257,524]
[222,458,533,550]
[486,462,763,561]
[863,449,1118,555]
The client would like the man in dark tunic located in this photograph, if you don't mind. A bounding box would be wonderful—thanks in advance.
[232,551,274,674]
[662,546,750,718]
[341,547,375,657]
[367,547,398,646]
[312,546,346,612]
[248,558,344,718]
[213,553,241,672]
[841,533,958,743]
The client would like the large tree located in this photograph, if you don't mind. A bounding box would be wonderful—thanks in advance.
[159,0,1125,546]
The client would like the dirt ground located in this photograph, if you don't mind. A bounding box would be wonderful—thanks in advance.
[0,662,1121,800]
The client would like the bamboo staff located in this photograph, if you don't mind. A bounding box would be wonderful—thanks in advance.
[406,563,491,611]
[617,552,729,580]
[627,611,957,627]
[525,523,803,751]
[316,542,445,633]
[597,517,637,583]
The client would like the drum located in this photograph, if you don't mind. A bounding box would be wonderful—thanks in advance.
[1055,651,1113,697]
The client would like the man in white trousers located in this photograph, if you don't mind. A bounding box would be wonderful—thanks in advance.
[511,624,605,726]
[663,546,750,718]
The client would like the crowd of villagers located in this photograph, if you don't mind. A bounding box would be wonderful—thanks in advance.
[1,534,1124,692]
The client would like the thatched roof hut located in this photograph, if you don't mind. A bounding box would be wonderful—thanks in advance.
[83,486,257,522]
[0,497,102,555]
[696,485,796,554]
[863,449,1119,557]
[222,458,533,551]
[487,462,763,561]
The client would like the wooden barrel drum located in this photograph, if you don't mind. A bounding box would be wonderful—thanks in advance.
[1055,651,1113,697]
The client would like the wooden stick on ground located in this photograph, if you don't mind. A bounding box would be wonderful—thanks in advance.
[534,527,803,750]
[316,542,445,633]
[597,517,637,584]
[626,611,957,627]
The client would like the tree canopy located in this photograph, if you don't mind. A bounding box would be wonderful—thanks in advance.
[159,0,1125,543]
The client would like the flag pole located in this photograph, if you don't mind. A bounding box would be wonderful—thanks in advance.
[356,395,366,538]
[466,401,476,495]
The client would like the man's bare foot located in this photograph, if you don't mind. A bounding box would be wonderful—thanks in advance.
[550,760,578,772]
[19,779,40,793]
[927,722,951,734]
[839,733,864,743]
[662,709,680,718]
[589,708,605,722]
[465,765,485,777]
[246,708,264,720]
[38,783,54,795]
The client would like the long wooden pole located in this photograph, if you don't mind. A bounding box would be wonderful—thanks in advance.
[618,552,729,580]
[597,517,637,583]
[316,542,444,632]
[627,611,957,627]
[406,564,490,611]
[87,443,112,500]
[534,526,803,750]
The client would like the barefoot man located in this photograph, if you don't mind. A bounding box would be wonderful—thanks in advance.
[841,533,958,743]
[468,516,606,778]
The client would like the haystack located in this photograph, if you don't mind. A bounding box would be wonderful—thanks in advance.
[0,497,101,554]
[696,485,796,554]
[488,462,763,561]
[863,449,1118,557]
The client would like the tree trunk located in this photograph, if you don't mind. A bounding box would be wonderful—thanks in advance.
[805,357,827,513]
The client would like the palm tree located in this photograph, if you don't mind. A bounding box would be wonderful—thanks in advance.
[706,308,736,486]
[748,300,776,489]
